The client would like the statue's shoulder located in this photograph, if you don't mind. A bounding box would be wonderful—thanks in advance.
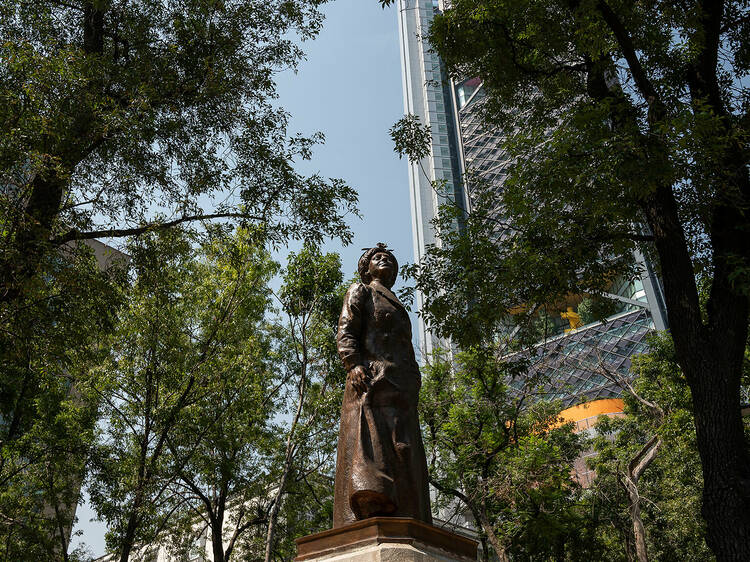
[344,282,371,303]
[346,281,369,295]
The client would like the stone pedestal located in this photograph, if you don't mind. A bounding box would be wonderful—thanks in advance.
[295,517,477,561]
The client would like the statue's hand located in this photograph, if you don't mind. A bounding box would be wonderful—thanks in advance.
[347,365,371,396]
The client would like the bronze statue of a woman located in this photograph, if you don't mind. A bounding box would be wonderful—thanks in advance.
[333,243,432,527]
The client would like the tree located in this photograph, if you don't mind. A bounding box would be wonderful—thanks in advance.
[0,0,357,306]
[382,0,750,557]
[1,2,358,552]
[261,245,346,561]
[155,228,284,562]
[89,233,346,562]
[88,227,277,562]
[420,347,593,561]
[0,241,124,561]
[589,333,726,562]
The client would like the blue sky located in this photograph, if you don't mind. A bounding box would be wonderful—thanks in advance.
[70,1,413,556]
[275,1,414,274]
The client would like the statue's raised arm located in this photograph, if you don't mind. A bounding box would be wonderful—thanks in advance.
[333,243,432,527]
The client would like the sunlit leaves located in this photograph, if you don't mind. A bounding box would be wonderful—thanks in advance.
[420,348,589,559]
[589,334,715,560]
[390,114,432,162]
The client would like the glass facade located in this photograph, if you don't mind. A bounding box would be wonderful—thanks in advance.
[397,0,466,356]
[457,88,512,204]
[522,308,653,407]
[397,0,668,402]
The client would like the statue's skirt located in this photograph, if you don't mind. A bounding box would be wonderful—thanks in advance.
[332,375,432,528]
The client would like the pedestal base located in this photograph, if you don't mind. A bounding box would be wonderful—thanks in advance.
[295,517,477,561]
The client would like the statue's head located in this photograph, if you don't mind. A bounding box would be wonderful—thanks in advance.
[358,243,398,288]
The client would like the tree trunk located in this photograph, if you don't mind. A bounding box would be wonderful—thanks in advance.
[265,322,309,562]
[211,518,225,562]
[655,290,750,562]
[577,2,750,554]
[475,508,508,562]
[642,173,750,561]
[479,536,489,562]
[623,531,636,562]
[52,494,70,562]
[620,435,661,562]
[651,200,750,560]
[1,169,66,305]
[264,468,290,562]
[118,509,140,562]
[1,2,104,307]
[263,382,304,562]
[679,4,750,554]
[627,477,648,562]
[688,351,750,561]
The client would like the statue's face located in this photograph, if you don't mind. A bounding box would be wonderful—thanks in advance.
[368,251,395,283]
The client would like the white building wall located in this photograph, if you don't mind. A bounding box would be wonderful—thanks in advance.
[397,0,462,359]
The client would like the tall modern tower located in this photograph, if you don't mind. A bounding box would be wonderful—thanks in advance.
[397,0,668,409]
[397,0,465,358]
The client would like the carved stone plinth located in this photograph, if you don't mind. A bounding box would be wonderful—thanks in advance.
[295,517,477,561]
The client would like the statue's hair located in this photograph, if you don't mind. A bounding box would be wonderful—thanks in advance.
[358,243,398,288]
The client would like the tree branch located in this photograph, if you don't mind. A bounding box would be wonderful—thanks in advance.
[596,360,664,420]
[629,435,662,482]
[594,1,664,121]
[721,11,750,33]
[51,212,263,245]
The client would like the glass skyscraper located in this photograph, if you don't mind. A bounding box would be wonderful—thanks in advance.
[397,0,668,408]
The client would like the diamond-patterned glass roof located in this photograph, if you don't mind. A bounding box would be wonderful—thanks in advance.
[508,309,653,407]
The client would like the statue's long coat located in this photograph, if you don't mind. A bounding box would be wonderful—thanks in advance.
[333,281,432,527]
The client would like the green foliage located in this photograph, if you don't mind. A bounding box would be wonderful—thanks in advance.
[402,196,513,347]
[88,227,278,560]
[0,0,357,304]
[589,333,715,561]
[386,1,750,552]
[421,347,592,560]
[390,114,432,162]
[0,0,361,554]
[404,168,642,349]
[108,241,348,562]
[390,0,750,352]
[0,242,125,558]
[261,245,347,560]
[159,228,285,562]
[279,243,343,319]
[577,295,619,326]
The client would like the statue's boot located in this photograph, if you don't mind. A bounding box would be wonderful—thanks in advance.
[350,490,397,519]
